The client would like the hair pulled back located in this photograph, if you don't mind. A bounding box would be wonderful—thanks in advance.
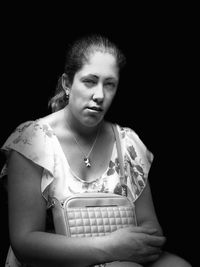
[48,34,126,113]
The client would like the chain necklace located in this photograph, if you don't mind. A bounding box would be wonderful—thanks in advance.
[66,121,101,167]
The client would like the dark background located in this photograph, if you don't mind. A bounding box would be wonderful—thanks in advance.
[0,5,196,266]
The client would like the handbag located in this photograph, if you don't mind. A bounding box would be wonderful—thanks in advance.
[51,192,137,237]
[50,124,137,237]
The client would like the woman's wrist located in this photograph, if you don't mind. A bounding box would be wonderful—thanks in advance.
[91,235,117,264]
[97,234,119,262]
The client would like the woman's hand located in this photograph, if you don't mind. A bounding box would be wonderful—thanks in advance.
[107,226,166,264]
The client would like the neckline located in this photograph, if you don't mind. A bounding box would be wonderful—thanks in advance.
[37,118,117,184]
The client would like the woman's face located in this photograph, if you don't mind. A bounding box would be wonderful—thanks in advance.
[67,51,119,127]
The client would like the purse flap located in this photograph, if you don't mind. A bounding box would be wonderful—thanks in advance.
[64,193,134,209]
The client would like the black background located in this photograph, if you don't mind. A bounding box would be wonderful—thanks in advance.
[0,4,196,266]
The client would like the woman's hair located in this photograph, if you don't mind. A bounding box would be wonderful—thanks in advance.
[48,34,126,113]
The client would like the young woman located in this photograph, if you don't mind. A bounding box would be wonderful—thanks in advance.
[1,34,191,266]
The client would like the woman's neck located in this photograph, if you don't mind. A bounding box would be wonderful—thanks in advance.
[62,106,104,139]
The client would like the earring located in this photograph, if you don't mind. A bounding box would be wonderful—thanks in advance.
[65,89,70,99]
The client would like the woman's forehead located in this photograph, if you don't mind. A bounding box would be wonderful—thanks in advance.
[78,52,119,78]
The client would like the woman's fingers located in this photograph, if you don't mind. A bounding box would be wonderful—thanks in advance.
[145,234,166,247]
[126,226,166,246]
[127,226,161,235]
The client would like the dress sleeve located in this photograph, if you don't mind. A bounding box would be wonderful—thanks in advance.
[0,120,55,200]
[119,126,154,202]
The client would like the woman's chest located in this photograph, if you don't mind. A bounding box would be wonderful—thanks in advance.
[58,135,116,183]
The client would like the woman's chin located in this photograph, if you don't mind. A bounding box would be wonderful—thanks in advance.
[82,116,104,128]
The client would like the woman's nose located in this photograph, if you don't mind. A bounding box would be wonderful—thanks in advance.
[92,84,104,103]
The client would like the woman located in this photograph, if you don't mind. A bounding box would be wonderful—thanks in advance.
[1,34,191,266]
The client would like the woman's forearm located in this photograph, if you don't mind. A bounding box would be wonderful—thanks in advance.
[12,231,113,267]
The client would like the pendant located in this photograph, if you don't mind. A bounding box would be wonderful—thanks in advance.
[84,157,91,167]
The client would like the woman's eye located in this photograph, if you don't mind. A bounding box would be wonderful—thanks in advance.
[104,82,116,89]
[84,80,96,87]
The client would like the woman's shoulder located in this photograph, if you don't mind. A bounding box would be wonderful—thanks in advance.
[15,109,65,138]
[14,119,53,138]
[116,123,154,164]
[1,115,57,154]
[39,109,65,136]
[0,117,57,178]
[116,123,140,140]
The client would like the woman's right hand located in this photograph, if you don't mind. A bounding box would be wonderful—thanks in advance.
[106,226,166,264]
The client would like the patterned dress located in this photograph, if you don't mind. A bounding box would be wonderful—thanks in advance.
[0,119,154,267]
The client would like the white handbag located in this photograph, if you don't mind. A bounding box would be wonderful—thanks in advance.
[51,192,137,237]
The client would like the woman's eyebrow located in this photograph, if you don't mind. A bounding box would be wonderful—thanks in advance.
[81,74,98,79]
[105,77,118,81]
[81,74,118,82]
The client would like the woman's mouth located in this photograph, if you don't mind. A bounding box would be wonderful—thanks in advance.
[87,106,103,112]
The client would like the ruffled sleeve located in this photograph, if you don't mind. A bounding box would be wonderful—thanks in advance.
[0,120,56,201]
[119,126,154,201]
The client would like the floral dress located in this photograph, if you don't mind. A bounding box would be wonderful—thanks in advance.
[0,119,154,267]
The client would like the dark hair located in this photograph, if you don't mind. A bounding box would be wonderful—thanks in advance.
[48,34,126,112]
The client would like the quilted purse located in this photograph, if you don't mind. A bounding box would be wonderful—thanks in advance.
[51,192,137,237]
[50,124,137,238]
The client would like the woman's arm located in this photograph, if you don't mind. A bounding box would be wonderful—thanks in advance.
[7,151,112,267]
[135,180,163,236]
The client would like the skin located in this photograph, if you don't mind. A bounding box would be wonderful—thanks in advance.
[63,52,119,129]
[7,51,191,266]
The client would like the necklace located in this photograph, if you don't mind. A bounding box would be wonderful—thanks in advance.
[66,121,101,167]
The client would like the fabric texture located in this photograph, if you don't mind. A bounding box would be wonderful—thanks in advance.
[0,119,154,267]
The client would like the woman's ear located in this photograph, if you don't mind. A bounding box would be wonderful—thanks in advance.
[61,73,71,94]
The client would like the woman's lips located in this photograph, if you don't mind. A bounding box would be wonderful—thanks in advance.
[87,106,103,112]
